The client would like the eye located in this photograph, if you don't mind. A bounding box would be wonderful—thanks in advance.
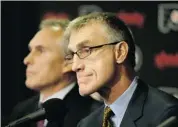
[78,47,90,54]
[77,47,91,58]
[36,46,45,53]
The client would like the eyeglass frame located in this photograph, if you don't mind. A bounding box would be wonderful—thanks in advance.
[65,41,124,63]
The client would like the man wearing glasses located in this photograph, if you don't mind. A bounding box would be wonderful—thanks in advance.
[63,12,178,127]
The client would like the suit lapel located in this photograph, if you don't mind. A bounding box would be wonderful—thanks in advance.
[97,105,104,127]
[23,95,39,115]
[120,79,148,127]
[120,110,136,127]
[62,84,79,108]
[90,105,104,127]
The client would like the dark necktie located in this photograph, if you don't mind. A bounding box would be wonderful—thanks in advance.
[102,106,114,127]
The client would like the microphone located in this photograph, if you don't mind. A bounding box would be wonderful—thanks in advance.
[157,116,178,127]
[5,98,66,127]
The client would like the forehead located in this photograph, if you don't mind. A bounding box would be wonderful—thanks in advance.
[29,28,63,48]
[68,22,109,51]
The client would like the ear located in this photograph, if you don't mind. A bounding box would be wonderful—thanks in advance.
[62,61,73,74]
[114,41,129,64]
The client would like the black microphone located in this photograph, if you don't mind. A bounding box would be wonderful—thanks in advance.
[157,116,178,127]
[5,98,66,127]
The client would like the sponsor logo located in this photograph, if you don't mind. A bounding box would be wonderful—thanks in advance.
[78,5,145,28]
[116,11,145,28]
[154,51,178,69]
[158,3,178,34]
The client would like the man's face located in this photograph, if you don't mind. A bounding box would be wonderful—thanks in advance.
[68,23,116,96]
[24,28,65,91]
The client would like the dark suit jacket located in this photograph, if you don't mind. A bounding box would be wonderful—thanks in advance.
[9,85,103,127]
[77,79,178,127]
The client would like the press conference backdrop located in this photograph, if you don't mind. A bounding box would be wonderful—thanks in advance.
[2,1,178,125]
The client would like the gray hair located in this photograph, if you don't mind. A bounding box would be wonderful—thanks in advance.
[64,12,123,44]
[39,19,70,31]
[64,12,135,68]
[39,19,70,56]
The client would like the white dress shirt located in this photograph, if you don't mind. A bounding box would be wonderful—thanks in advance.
[105,77,138,127]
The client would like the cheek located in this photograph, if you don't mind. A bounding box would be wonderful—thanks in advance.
[93,54,114,73]
[46,61,63,77]
[38,58,63,79]
[96,63,115,82]
[94,57,115,83]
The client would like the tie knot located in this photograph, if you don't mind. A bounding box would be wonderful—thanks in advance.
[104,106,114,119]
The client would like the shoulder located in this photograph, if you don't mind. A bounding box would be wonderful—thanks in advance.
[144,84,178,125]
[138,79,178,107]
[147,85,178,107]
[14,95,39,109]
[10,95,39,121]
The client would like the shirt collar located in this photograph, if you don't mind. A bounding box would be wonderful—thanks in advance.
[105,76,138,118]
[39,82,76,103]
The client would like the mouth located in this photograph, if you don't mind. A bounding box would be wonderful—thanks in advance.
[77,74,92,85]
[77,73,93,78]
[77,78,86,84]
[26,71,35,76]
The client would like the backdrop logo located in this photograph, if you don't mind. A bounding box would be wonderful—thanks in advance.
[116,11,145,28]
[78,5,103,16]
[154,51,178,70]
[158,3,178,34]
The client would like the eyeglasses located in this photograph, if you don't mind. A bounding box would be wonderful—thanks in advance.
[65,41,123,63]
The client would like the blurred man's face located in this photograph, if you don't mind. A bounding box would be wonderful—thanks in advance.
[68,22,116,96]
[24,28,65,91]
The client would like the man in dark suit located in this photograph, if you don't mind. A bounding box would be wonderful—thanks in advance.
[63,12,178,127]
[9,19,102,127]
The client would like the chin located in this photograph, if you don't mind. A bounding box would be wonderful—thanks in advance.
[79,87,96,97]
[26,84,37,90]
[26,81,40,90]
[78,89,88,96]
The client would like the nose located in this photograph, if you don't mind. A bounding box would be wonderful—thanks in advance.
[23,52,33,65]
[72,54,85,72]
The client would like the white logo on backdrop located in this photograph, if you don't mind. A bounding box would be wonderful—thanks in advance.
[158,3,178,34]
